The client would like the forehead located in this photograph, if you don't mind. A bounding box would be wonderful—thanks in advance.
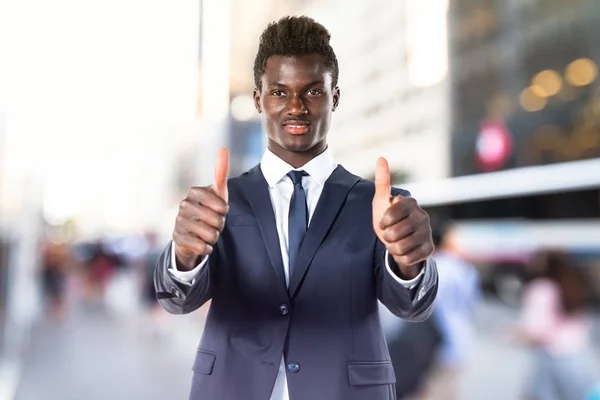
[261,54,332,86]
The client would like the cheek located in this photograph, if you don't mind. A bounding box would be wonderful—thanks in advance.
[262,101,285,118]
[309,99,332,117]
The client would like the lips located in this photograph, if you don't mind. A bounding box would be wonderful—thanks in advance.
[283,120,310,135]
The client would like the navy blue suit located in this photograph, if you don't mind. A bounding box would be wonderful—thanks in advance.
[155,164,438,400]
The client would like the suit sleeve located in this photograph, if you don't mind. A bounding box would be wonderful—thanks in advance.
[374,187,439,322]
[154,241,216,315]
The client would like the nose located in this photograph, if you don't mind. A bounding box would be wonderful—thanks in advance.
[286,94,308,116]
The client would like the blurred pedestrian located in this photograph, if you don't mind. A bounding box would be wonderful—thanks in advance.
[141,231,169,337]
[86,239,120,304]
[40,238,69,320]
[512,250,597,400]
[411,224,481,400]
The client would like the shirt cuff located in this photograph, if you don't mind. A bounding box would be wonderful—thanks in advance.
[384,250,425,290]
[167,241,208,285]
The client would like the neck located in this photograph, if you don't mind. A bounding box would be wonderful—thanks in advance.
[268,140,328,169]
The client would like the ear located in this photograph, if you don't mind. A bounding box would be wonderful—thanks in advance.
[332,86,340,111]
[253,88,262,113]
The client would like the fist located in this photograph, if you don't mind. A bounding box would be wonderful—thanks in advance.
[372,157,433,273]
[173,147,229,270]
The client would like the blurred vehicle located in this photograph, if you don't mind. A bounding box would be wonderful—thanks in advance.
[404,159,600,307]
[450,219,600,307]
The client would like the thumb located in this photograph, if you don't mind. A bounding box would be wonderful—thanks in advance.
[212,147,229,202]
[374,157,391,203]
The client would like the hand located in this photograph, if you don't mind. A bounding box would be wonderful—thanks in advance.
[173,147,230,270]
[372,157,433,278]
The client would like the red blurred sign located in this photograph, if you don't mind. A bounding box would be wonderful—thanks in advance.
[475,120,512,171]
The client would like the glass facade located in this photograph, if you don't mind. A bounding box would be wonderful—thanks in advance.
[448,0,600,176]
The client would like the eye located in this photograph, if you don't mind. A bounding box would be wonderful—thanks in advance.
[271,89,285,96]
[307,89,323,96]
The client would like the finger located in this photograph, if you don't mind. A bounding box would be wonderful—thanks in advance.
[178,201,226,231]
[387,226,431,255]
[173,232,213,257]
[186,187,229,215]
[387,236,422,259]
[381,220,415,243]
[373,157,391,203]
[391,243,430,267]
[176,217,221,246]
[212,147,230,202]
[379,197,414,230]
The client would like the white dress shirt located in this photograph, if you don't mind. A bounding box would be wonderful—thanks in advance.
[168,147,425,400]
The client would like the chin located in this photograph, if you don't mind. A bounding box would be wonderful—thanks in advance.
[282,138,316,153]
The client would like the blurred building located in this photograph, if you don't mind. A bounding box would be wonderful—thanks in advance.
[440,0,600,219]
[405,0,600,305]
[449,0,600,177]
[297,0,451,183]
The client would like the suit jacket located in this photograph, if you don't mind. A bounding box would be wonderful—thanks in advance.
[155,164,438,400]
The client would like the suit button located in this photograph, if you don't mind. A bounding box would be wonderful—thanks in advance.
[279,304,289,315]
[287,362,300,373]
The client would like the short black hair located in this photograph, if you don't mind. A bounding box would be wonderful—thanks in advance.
[253,16,339,90]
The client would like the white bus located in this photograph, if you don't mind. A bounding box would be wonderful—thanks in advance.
[403,158,600,306]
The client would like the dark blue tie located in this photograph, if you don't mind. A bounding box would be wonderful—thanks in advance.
[287,170,308,279]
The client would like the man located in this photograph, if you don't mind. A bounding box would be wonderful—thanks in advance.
[155,16,438,400]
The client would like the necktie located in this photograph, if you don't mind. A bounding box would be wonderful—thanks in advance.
[287,170,308,279]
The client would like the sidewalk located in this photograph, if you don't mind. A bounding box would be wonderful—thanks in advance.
[13,301,207,400]
[0,357,21,400]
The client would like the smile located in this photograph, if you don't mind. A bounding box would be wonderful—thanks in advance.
[283,125,310,135]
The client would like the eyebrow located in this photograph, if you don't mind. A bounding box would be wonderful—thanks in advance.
[269,80,325,89]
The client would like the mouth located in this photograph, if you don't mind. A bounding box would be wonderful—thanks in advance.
[282,120,310,135]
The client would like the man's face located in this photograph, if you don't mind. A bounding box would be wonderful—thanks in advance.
[254,54,340,155]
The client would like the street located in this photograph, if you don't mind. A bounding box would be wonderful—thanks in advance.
[14,302,204,400]
[12,298,599,400]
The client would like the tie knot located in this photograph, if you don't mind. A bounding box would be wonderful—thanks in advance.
[287,170,307,185]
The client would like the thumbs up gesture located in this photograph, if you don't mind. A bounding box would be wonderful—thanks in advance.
[372,157,433,277]
[173,147,230,270]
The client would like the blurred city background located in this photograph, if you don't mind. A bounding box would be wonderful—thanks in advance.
[1,0,600,399]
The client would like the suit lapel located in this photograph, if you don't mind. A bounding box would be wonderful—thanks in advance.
[239,166,288,293]
[288,166,360,298]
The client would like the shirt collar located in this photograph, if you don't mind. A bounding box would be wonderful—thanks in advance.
[260,146,337,188]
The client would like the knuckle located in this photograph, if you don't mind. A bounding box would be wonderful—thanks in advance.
[198,241,212,255]
[399,241,414,255]
[179,199,189,210]
[213,199,228,214]
[188,186,200,197]
[391,242,403,255]
[396,244,407,255]
[207,229,219,244]
[193,240,205,253]
[382,232,392,244]
[173,229,186,243]
[382,211,393,225]
[189,186,208,201]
